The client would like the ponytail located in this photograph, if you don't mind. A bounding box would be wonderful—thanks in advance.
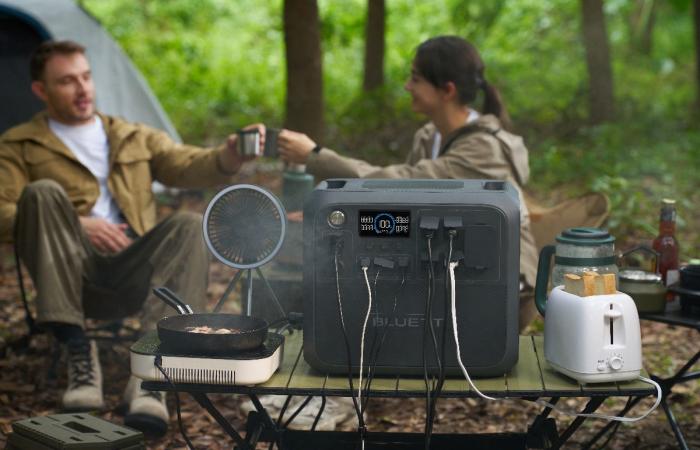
[482,80,512,131]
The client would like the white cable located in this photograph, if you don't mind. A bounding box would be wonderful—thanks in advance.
[449,261,662,420]
[449,261,496,400]
[535,376,662,422]
[358,265,372,450]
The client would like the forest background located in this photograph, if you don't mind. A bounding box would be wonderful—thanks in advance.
[82,0,700,255]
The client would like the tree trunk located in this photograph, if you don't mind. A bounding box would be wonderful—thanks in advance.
[283,0,324,141]
[630,0,656,55]
[694,0,700,111]
[581,0,615,124]
[363,0,385,91]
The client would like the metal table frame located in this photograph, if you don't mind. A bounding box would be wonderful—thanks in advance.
[138,331,656,449]
[583,310,700,450]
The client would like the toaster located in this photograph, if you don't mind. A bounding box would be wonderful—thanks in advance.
[544,286,642,383]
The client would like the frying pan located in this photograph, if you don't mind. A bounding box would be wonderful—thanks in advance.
[154,287,268,355]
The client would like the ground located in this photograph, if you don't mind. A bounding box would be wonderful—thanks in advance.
[0,170,698,449]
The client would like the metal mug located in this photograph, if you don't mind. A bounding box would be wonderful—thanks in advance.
[238,129,261,156]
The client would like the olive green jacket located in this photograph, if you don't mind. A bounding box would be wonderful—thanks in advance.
[305,114,538,287]
[0,112,235,242]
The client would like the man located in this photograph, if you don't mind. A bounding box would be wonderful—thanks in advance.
[0,40,262,435]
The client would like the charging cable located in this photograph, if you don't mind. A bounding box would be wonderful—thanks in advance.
[359,265,373,410]
[447,261,663,421]
[448,260,496,400]
[534,379,661,422]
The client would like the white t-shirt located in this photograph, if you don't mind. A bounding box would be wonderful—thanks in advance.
[49,116,123,224]
[430,109,480,160]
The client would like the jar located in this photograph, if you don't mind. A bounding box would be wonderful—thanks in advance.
[535,227,618,315]
[619,269,666,313]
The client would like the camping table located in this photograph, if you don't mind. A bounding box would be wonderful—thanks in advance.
[139,332,655,450]
[584,309,700,450]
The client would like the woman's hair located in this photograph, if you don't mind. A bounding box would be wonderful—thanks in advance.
[414,35,511,130]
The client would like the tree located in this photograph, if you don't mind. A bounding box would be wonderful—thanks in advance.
[694,0,700,111]
[630,0,657,55]
[283,0,324,141]
[581,0,615,123]
[363,0,385,92]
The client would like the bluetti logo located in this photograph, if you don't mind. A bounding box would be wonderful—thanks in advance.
[372,314,444,328]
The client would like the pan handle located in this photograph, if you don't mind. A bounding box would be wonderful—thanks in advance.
[153,287,194,315]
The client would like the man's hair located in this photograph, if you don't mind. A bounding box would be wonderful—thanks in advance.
[29,40,86,81]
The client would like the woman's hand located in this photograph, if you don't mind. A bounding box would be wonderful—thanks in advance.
[278,129,316,164]
[221,123,266,173]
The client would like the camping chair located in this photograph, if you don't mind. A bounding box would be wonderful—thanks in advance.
[526,192,610,251]
[7,240,139,378]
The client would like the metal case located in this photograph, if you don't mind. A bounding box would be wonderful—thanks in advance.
[302,179,521,376]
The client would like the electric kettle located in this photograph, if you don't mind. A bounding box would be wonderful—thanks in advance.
[535,227,619,315]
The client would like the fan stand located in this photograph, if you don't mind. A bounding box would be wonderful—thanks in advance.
[212,267,286,319]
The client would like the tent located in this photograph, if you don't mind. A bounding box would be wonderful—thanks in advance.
[0,0,180,140]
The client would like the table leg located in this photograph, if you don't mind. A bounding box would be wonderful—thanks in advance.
[659,395,690,450]
[554,396,606,449]
[581,396,643,450]
[526,397,560,449]
[189,392,251,450]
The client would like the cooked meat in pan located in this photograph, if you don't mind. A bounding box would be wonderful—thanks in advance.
[184,325,242,334]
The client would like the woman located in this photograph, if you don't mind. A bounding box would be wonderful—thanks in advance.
[277,35,538,329]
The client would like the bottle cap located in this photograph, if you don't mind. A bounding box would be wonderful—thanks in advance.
[661,198,676,206]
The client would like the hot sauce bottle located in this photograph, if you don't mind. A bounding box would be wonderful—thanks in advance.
[652,199,680,298]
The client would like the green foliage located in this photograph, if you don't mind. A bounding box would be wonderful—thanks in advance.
[83,0,700,252]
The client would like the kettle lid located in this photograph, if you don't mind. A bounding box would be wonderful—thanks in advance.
[556,227,615,246]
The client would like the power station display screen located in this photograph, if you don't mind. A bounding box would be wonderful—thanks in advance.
[358,210,410,237]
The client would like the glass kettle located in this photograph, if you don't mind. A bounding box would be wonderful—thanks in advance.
[535,227,619,315]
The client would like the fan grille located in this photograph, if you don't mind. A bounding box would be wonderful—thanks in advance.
[204,185,285,268]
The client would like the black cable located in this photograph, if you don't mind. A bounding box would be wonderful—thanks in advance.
[282,395,314,429]
[332,239,366,439]
[153,356,195,450]
[311,395,327,431]
[276,395,294,428]
[422,235,441,449]
[426,232,456,448]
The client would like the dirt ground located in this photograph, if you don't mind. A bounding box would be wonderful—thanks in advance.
[1,175,698,449]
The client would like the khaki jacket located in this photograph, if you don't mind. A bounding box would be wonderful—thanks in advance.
[0,112,235,241]
[305,114,538,287]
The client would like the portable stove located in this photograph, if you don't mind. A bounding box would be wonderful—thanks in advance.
[130,331,284,385]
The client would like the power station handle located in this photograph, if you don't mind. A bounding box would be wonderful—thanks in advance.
[535,245,555,317]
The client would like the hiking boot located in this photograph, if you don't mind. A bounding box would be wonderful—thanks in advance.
[240,395,356,431]
[123,375,169,437]
[62,339,104,411]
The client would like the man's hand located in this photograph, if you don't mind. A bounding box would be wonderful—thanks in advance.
[220,123,265,173]
[278,129,316,164]
[79,217,132,254]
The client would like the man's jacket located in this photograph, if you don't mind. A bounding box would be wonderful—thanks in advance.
[305,114,538,288]
[0,112,235,242]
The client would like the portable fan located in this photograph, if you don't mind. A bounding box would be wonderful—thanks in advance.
[203,184,287,316]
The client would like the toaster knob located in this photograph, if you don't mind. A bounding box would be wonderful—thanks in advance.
[609,356,623,370]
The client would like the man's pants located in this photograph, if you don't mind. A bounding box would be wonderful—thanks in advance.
[15,179,209,331]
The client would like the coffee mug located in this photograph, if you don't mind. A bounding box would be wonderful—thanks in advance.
[264,128,279,158]
[237,129,261,156]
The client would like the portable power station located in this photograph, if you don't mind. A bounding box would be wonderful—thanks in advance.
[302,179,521,377]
